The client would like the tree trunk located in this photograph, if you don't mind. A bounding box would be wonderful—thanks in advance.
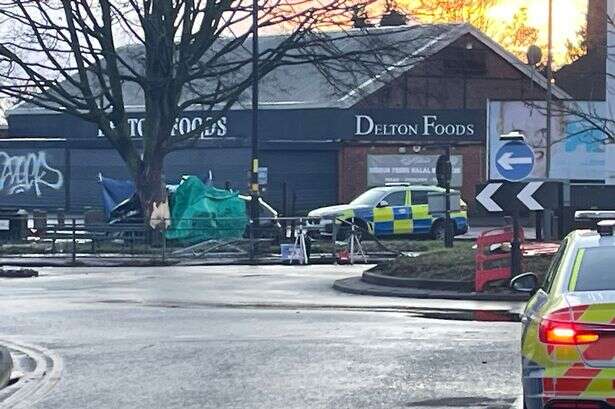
[134,151,168,229]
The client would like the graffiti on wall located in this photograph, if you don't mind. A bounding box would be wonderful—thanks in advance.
[0,151,64,196]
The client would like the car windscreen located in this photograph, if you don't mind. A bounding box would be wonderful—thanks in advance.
[574,247,615,291]
[350,189,385,206]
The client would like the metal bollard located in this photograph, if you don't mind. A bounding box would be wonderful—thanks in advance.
[249,220,255,262]
[331,217,338,264]
[162,221,167,264]
[71,218,77,263]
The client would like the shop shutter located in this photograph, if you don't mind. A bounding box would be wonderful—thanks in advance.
[260,150,338,215]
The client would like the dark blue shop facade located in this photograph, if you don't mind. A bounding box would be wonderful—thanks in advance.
[4,107,484,214]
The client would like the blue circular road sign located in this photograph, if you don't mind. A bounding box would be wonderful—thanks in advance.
[495,141,535,182]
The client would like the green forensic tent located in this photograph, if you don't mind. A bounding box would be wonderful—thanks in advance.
[165,176,248,243]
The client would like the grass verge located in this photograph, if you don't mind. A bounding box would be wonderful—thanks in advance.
[372,241,554,290]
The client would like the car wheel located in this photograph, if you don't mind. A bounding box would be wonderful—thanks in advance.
[431,221,445,240]
[337,219,367,241]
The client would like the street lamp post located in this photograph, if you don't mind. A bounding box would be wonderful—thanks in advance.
[500,131,527,277]
[444,146,453,248]
[250,0,260,233]
[545,0,553,179]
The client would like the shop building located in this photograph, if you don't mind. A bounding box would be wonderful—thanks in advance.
[6,23,567,215]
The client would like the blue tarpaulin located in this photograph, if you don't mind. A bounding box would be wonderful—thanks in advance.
[98,175,135,219]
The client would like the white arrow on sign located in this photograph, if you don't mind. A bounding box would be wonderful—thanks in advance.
[517,182,544,211]
[497,152,533,171]
[476,183,503,212]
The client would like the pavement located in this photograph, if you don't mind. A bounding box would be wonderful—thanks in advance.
[0,264,525,409]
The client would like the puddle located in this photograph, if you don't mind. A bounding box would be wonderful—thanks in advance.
[90,299,520,322]
[408,309,520,323]
[406,396,516,408]
[0,269,39,279]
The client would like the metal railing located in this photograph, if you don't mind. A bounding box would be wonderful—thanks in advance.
[0,213,399,264]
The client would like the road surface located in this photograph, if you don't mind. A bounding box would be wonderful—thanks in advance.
[0,265,524,409]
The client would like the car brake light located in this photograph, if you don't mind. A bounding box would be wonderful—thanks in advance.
[539,319,600,345]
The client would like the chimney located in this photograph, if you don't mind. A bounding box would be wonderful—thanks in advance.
[586,0,607,57]
[380,10,407,27]
[554,0,607,100]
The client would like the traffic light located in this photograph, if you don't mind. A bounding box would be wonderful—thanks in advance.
[436,154,452,188]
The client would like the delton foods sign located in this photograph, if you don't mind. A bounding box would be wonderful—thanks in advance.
[98,115,228,139]
[353,110,483,140]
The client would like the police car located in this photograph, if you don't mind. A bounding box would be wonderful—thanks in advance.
[307,184,468,239]
[511,211,615,409]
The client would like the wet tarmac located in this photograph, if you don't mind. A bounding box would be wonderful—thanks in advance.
[0,265,524,408]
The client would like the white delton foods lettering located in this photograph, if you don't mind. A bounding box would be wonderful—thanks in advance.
[98,116,228,138]
[355,114,475,137]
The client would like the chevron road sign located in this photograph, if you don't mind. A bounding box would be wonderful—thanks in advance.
[475,181,561,213]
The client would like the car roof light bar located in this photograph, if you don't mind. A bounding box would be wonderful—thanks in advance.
[575,210,615,220]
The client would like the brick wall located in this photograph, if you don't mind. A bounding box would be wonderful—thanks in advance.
[337,32,554,213]
[339,144,484,213]
[355,33,549,111]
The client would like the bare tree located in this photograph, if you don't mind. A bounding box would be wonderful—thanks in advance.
[523,13,614,145]
[0,0,432,222]
[408,0,498,31]
[400,0,546,63]
[0,94,11,126]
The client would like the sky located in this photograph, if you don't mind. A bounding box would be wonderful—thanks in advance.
[485,0,588,64]
[390,0,589,65]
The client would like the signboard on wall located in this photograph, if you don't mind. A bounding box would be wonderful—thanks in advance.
[367,154,463,187]
[354,110,484,141]
[488,101,608,181]
[9,108,485,143]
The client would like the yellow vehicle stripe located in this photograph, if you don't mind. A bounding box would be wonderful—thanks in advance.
[411,204,429,219]
[568,248,585,291]
[550,241,576,297]
[373,207,393,222]
[552,346,582,362]
[393,219,412,233]
[579,303,615,324]
[544,364,570,378]
[582,377,613,396]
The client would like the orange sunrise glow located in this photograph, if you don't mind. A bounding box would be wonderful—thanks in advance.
[486,0,588,63]
[372,0,589,66]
